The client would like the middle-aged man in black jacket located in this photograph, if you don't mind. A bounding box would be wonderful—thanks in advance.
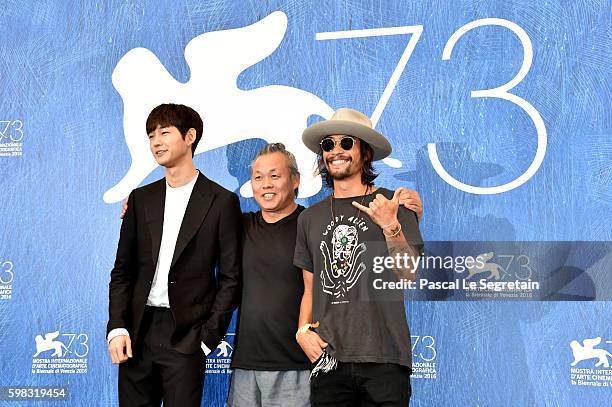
[107,103,242,407]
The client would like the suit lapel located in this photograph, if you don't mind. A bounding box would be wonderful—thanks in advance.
[144,179,166,268]
[170,173,214,269]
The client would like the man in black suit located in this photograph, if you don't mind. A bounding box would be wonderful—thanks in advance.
[107,103,242,407]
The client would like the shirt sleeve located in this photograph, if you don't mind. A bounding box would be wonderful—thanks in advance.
[293,211,313,272]
[107,328,130,344]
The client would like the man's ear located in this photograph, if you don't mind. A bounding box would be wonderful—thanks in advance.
[185,128,196,146]
[294,172,301,189]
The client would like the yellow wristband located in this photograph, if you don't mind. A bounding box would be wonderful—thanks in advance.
[295,322,320,341]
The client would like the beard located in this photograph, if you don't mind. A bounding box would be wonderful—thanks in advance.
[329,166,352,180]
[326,156,359,180]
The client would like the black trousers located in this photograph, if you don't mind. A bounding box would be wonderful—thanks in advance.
[118,307,205,407]
[310,362,411,407]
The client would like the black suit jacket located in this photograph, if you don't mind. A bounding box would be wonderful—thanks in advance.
[107,172,242,354]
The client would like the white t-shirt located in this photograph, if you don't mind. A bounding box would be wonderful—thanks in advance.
[147,173,198,307]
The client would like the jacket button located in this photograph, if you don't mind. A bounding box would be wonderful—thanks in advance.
[147,280,152,285]
[169,281,176,284]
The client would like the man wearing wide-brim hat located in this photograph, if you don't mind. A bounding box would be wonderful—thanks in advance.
[294,107,424,405]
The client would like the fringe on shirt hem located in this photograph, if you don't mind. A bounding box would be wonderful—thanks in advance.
[309,350,338,381]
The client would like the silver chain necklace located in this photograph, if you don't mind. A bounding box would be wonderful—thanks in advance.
[330,184,370,223]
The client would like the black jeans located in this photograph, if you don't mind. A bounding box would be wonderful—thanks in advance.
[310,362,411,406]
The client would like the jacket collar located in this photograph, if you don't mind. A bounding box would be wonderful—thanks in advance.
[144,172,214,269]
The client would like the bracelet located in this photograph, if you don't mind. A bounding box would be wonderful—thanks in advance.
[381,219,399,230]
[295,321,320,341]
[383,223,402,238]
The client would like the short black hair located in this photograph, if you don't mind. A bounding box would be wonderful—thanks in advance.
[146,104,203,156]
[317,138,378,188]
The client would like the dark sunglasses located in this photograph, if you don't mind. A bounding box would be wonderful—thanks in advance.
[320,136,355,152]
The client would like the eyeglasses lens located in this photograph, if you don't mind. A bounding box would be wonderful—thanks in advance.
[340,137,354,150]
[321,138,335,152]
[321,137,354,152]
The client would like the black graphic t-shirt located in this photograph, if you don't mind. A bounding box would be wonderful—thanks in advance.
[231,205,311,371]
[293,188,424,367]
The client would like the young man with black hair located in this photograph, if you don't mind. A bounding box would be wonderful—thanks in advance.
[107,103,242,407]
[294,108,424,406]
